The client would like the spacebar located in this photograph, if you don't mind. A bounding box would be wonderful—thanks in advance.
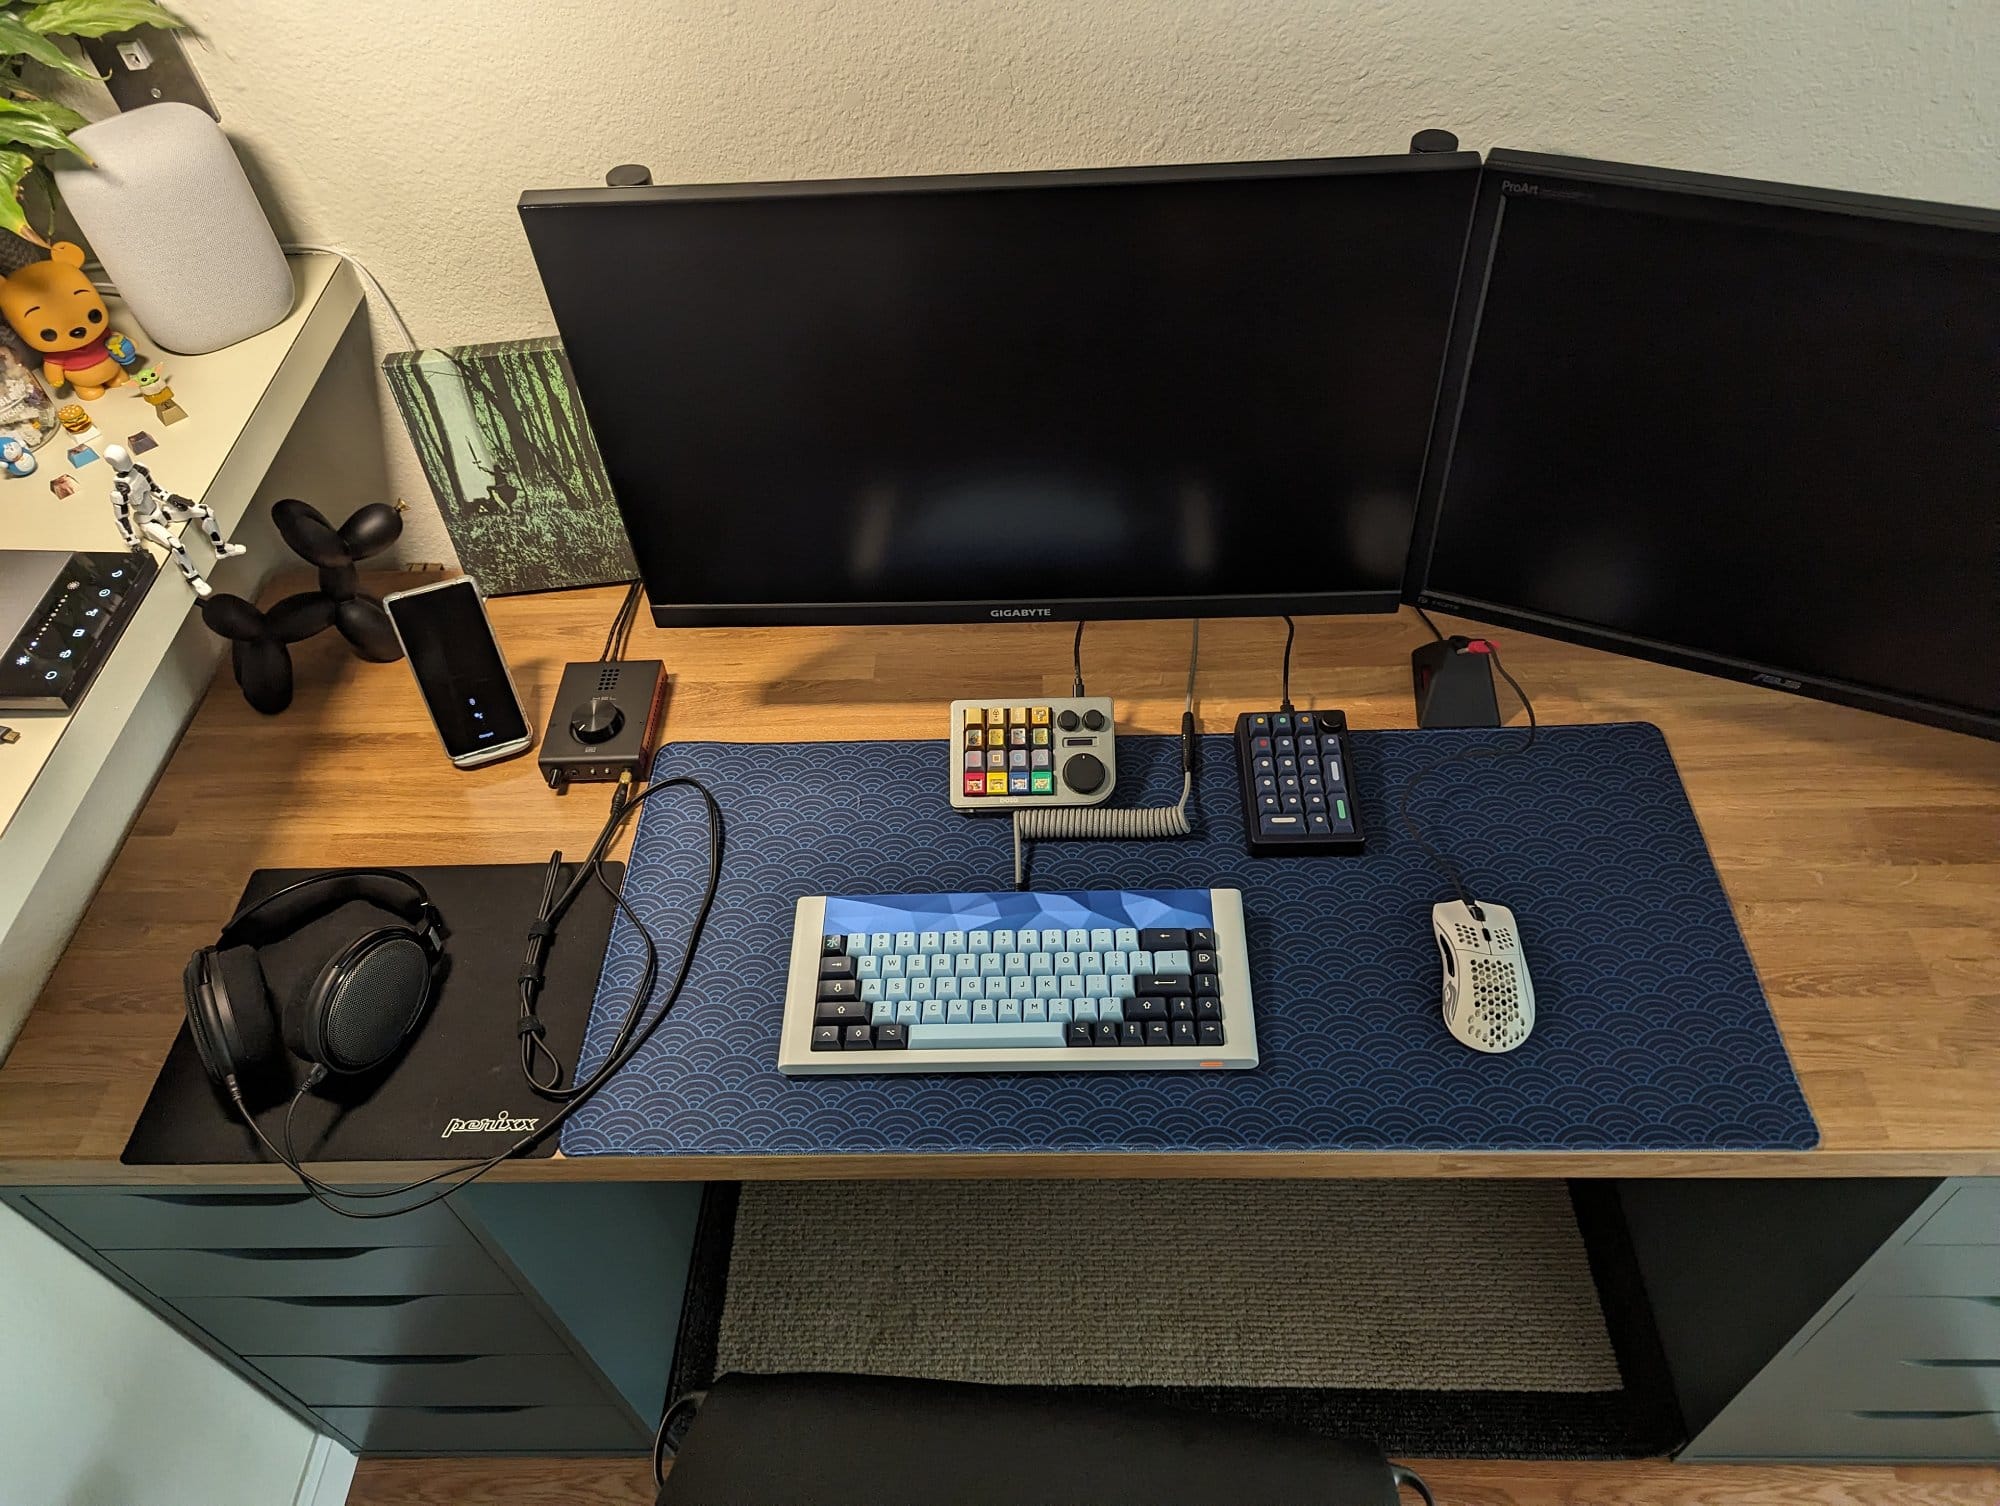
[907,1023,1068,1050]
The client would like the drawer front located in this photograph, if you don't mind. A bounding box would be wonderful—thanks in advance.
[1914,1183,2000,1246]
[173,1294,566,1357]
[104,1243,515,1298]
[317,1404,645,1454]
[251,1353,607,1408]
[28,1190,467,1250]
[1807,1296,2000,1363]
[1693,1399,2000,1462]
[1867,1244,2000,1298]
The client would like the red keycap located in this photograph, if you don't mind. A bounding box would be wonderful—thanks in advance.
[963,773,986,797]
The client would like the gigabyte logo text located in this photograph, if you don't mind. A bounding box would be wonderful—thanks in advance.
[989,607,1054,618]
[442,1113,540,1138]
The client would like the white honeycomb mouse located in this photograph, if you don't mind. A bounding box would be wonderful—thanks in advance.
[1433,898,1535,1053]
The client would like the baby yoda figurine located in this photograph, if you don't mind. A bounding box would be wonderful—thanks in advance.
[107,443,245,597]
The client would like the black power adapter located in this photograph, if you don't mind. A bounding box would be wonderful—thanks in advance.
[539,659,667,793]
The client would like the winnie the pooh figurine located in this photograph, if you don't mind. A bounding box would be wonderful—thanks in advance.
[0,242,135,400]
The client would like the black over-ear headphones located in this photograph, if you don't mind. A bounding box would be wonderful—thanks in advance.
[183,869,446,1091]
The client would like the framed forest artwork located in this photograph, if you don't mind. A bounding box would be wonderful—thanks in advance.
[385,338,637,595]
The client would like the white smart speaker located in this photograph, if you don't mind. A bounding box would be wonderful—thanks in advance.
[54,102,294,355]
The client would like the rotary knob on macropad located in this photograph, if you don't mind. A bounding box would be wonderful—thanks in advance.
[1062,752,1106,795]
[569,696,625,744]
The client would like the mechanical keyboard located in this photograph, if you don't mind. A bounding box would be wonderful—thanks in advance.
[778,888,1257,1075]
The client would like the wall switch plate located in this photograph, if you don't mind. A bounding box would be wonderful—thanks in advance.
[81,29,218,120]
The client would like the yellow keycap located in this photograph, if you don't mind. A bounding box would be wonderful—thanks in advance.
[987,707,1006,728]
[986,728,1005,748]
[1030,705,1051,726]
[986,770,1008,795]
[1011,705,1030,725]
[964,707,984,726]
[1032,727,1050,746]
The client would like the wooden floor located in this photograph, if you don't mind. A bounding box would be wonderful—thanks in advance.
[349,1454,2000,1505]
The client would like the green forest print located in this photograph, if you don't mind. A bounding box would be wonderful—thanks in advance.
[385,338,637,595]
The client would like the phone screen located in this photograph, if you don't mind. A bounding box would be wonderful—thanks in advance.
[387,581,530,760]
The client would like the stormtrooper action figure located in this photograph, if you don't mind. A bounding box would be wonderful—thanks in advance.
[106,443,246,597]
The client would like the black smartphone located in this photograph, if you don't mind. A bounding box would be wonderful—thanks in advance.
[383,576,533,767]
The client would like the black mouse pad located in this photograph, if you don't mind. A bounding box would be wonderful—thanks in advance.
[123,863,623,1165]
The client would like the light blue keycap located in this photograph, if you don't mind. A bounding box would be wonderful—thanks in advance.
[954,955,978,978]
[1074,999,1098,1022]
[1029,953,1054,976]
[1115,928,1139,951]
[908,1022,1067,1050]
[946,999,971,1024]
[1040,928,1065,951]
[1154,950,1191,974]
[991,929,1015,953]
[1129,951,1154,975]
[910,977,934,1000]
[860,979,884,1002]
[1050,1000,1072,1022]
[894,931,919,955]
[968,930,993,953]
[921,1000,946,1024]
[871,1001,895,1025]
[979,953,1004,977]
[1103,951,1127,974]
[919,932,942,955]
[985,977,1009,1000]
[943,931,967,954]
[1080,951,1106,975]
[847,933,871,956]
[856,954,880,978]
[870,932,895,956]
[1009,976,1035,999]
[1054,951,1078,975]
[1109,973,1134,999]
[1034,976,1060,998]
[881,955,904,978]
[885,978,909,1001]
[972,999,996,1023]
[1097,996,1123,1021]
[1024,999,1048,1022]
[1066,928,1091,950]
[904,954,928,978]
[997,1000,1022,1023]
[934,977,958,1001]
[1060,975,1087,998]
[1005,952,1031,977]
[896,1001,919,1025]
[1090,929,1115,951]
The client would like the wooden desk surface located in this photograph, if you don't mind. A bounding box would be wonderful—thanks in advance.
[2,586,1995,1185]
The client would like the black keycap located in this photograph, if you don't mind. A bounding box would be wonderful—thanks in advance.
[818,955,857,980]
[821,934,846,956]
[1135,973,1192,997]
[844,1024,874,1049]
[1297,736,1317,755]
[1193,974,1221,998]
[1258,794,1281,814]
[811,1025,842,1050]
[1196,997,1224,1020]
[1094,1021,1122,1046]
[1066,1022,1095,1048]
[1248,713,1271,732]
[815,998,870,1024]
[874,1023,908,1049]
[1140,929,1188,952]
[1190,949,1217,973]
[1275,737,1294,754]
[1277,755,1296,773]
[1168,996,1195,1021]
[1272,712,1291,731]
[816,977,860,1002]
[1123,996,1168,1022]
[1171,1020,1197,1046]
[1189,929,1216,950]
[1144,1020,1170,1047]
[1196,1020,1225,1047]
[1120,1021,1147,1046]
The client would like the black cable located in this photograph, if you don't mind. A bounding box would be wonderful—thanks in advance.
[602,579,643,662]
[232,774,725,1218]
[1071,619,1086,697]
[653,1391,704,1486]
[1396,639,1536,918]
[1390,1464,1437,1506]
[1279,615,1296,712]
[1413,605,1446,642]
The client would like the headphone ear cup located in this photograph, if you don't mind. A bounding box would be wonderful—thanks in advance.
[184,945,278,1088]
[285,929,435,1074]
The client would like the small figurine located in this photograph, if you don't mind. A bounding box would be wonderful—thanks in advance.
[106,443,246,597]
[0,436,35,477]
[56,403,95,437]
[104,331,142,371]
[132,365,188,425]
[0,243,136,400]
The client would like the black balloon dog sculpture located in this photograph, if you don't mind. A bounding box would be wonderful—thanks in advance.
[199,498,405,714]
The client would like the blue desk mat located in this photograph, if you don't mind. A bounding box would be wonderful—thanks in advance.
[561,724,1817,1156]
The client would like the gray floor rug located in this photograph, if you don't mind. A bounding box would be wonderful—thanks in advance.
[716,1180,1621,1391]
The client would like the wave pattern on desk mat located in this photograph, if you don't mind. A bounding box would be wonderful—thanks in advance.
[562,723,1818,1155]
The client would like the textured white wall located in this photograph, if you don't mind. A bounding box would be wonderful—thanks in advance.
[167,0,1999,566]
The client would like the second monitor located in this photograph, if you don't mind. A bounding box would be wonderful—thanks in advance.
[523,152,1480,626]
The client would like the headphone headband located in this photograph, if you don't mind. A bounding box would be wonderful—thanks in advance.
[218,868,444,955]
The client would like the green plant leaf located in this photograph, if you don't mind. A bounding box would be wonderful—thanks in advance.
[0,149,33,239]
[3,93,86,132]
[0,97,86,159]
[0,15,95,78]
[22,0,183,39]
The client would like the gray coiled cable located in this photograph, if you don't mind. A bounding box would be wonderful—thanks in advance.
[1012,621,1199,888]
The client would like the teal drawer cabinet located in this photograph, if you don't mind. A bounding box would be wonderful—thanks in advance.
[4,1182,701,1458]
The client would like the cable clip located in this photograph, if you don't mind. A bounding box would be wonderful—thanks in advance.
[515,1016,547,1039]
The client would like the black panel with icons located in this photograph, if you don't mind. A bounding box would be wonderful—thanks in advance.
[0,549,157,711]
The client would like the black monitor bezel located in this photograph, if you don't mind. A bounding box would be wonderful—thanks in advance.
[1404,149,2000,741]
[520,151,1482,628]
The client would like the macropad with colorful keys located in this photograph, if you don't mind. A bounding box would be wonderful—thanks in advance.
[948,695,1117,812]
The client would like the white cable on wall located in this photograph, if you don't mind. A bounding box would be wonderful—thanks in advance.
[283,243,418,352]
